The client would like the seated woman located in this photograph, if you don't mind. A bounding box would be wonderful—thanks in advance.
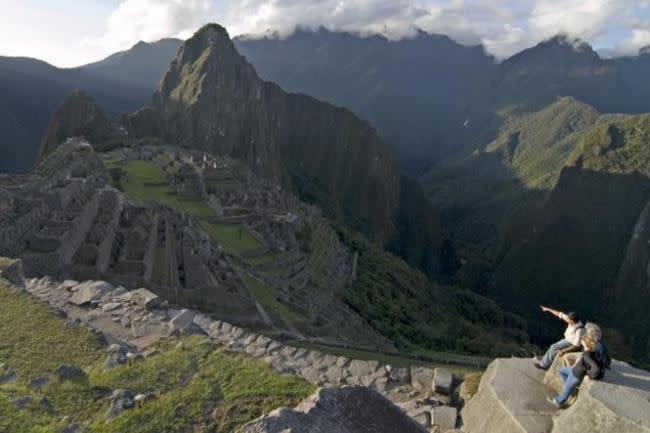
[549,334,602,408]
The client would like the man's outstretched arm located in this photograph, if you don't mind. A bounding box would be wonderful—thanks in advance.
[540,305,567,322]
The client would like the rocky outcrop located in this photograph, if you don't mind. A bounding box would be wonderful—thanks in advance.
[462,356,650,433]
[241,387,428,433]
[37,90,112,164]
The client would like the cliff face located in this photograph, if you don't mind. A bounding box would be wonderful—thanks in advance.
[492,115,650,360]
[137,24,434,252]
[37,90,112,165]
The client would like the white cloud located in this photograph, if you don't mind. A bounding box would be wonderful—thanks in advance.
[5,0,650,66]
[616,30,650,56]
[93,0,214,52]
[219,0,650,58]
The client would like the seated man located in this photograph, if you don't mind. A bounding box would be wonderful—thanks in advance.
[548,333,602,408]
[535,306,585,370]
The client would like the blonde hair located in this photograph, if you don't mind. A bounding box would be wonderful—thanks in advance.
[582,334,598,351]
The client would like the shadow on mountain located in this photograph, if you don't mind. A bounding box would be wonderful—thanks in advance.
[491,167,650,359]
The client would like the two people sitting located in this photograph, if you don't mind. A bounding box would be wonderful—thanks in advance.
[536,305,610,408]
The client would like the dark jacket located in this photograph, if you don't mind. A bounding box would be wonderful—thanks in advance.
[572,351,602,380]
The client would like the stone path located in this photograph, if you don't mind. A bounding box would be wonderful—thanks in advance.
[23,276,461,432]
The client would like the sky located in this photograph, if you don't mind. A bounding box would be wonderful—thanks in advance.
[1,0,650,67]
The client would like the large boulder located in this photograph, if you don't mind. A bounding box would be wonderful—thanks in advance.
[68,281,113,306]
[462,357,650,433]
[129,288,161,310]
[549,359,650,433]
[241,386,428,433]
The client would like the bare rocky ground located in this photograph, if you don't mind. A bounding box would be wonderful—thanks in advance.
[21,274,463,432]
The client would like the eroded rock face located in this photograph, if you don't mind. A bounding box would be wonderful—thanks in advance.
[38,90,112,164]
[241,386,428,433]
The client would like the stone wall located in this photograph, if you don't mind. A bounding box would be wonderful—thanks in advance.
[21,276,462,432]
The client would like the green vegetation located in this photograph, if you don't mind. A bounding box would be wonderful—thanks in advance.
[305,223,339,274]
[0,277,314,433]
[486,97,606,190]
[0,280,104,380]
[103,156,265,260]
[422,97,610,258]
[241,274,305,325]
[460,372,483,400]
[340,244,532,357]
[199,222,262,256]
[285,340,482,375]
[108,159,213,217]
[568,114,650,176]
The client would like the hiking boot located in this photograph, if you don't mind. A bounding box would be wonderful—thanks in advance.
[547,397,562,409]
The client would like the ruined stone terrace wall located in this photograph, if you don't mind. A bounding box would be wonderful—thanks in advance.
[58,191,101,266]
[96,191,124,274]
[0,201,48,257]
[143,213,159,283]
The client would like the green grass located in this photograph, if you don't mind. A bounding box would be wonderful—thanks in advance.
[284,340,481,375]
[200,222,263,256]
[460,372,483,400]
[0,280,104,380]
[114,160,213,218]
[106,158,266,260]
[0,277,314,433]
[246,254,275,266]
[305,223,338,275]
[241,275,305,325]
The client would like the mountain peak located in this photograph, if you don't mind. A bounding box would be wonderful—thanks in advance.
[191,23,232,46]
[37,90,111,164]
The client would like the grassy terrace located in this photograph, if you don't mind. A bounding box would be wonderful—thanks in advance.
[241,274,306,326]
[0,277,314,433]
[105,157,263,256]
[284,340,483,375]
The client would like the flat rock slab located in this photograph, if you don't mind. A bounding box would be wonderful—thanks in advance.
[129,288,161,310]
[462,358,555,433]
[463,357,650,433]
[169,309,195,331]
[552,360,650,433]
[69,281,113,306]
[241,386,428,433]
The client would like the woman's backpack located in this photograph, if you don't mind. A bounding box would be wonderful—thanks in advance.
[595,341,612,370]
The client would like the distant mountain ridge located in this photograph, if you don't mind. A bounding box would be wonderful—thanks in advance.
[80,38,182,90]
[0,38,181,173]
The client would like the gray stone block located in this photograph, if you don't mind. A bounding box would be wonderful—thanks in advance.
[168,309,195,331]
[410,366,435,391]
[433,368,454,395]
[69,281,113,306]
[432,406,457,430]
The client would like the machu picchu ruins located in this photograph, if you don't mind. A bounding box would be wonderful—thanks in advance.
[0,139,393,351]
[3,15,650,433]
